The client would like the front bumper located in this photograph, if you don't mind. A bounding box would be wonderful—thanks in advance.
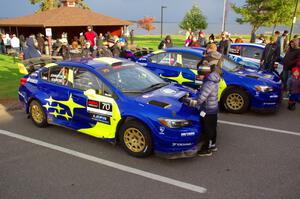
[155,142,202,159]
[250,90,281,110]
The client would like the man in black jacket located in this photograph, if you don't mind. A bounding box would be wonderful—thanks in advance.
[218,31,231,56]
[260,36,280,72]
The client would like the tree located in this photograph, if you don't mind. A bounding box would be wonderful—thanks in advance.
[231,0,275,42]
[179,4,207,32]
[29,0,89,12]
[137,16,156,34]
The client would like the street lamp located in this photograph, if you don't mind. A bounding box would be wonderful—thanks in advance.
[289,0,299,41]
[161,6,167,40]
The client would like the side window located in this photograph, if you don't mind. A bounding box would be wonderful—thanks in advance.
[229,45,241,55]
[48,66,73,87]
[73,68,113,97]
[41,68,49,80]
[182,53,202,70]
[241,46,263,59]
[150,53,181,67]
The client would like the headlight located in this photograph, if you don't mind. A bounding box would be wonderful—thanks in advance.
[255,85,273,92]
[158,118,191,128]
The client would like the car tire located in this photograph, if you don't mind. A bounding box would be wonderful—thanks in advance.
[119,120,153,157]
[29,100,48,128]
[221,87,249,114]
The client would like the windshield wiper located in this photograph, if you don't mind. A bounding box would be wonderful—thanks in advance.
[142,82,169,92]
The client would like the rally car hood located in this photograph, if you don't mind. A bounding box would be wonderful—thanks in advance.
[232,67,280,84]
[130,83,197,116]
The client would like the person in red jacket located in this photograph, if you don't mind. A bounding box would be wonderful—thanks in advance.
[85,26,97,52]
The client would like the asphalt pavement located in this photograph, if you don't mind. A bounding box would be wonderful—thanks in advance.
[0,101,299,199]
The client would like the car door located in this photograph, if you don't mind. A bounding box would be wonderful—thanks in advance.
[69,67,121,139]
[181,53,203,89]
[146,52,182,82]
[39,65,74,128]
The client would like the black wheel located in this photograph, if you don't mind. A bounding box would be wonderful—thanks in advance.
[119,120,153,157]
[29,100,48,128]
[221,87,249,114]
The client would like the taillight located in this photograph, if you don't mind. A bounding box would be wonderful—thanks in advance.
[20,77,27,86]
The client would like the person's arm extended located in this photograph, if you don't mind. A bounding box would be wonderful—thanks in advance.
[188,82,213,107]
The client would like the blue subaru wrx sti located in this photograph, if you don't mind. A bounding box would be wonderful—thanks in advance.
[18,57,202,158]
[137,48,282,113]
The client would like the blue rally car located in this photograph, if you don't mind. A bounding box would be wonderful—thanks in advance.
[18,57,202,158]
[137,48,282,113]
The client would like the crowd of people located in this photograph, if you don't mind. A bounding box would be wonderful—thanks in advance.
[0,25,134,60]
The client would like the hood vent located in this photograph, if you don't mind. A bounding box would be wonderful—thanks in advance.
[148,100,171,108]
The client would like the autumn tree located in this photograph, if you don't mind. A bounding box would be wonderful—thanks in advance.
[179,4,207,32]
[138,16,156,34]
[29,0,89,12]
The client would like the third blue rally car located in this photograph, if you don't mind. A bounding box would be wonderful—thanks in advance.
[137,48,282,113]
[18,57,201,158]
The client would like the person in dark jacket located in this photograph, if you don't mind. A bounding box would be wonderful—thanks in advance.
[158,35,173,49]
[107,38,121,57]
[36,33,45,54]
[218,31,231,55]
[24,37,41,60]
[260,36,280,72]
[287,66,300,110]
[198,31,207,47]
[184,64,221,156]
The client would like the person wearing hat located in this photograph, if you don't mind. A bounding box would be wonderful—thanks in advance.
[183,58,221,156]
[198,31,207,47]
[218,31,231,56]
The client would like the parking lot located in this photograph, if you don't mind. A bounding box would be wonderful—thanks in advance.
[0,100,299,199]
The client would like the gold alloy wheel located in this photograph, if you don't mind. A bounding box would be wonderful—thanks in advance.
[124,128,146,153]
[31,104,44,124]
[226,93,245,110]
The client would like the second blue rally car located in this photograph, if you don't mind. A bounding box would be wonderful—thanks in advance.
[137,48,282,113]
[18,57,202,158]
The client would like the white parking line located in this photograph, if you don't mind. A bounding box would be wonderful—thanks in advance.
[0,129,207,194]
[218,120,300,136]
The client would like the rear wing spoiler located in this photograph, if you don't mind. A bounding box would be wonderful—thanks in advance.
[18,56,63,75]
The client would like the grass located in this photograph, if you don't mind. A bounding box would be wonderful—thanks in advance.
[0,54,22,100]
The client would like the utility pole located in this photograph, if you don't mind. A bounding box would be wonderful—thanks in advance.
[221,0,228,32]
[289,0,299,41]
[161,6,167,40]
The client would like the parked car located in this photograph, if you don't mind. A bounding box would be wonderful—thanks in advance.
[137,48,282,114]
[18,57,202,158]
[228,43,283,74]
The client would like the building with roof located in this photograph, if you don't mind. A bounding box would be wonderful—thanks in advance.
[0,0,132,40]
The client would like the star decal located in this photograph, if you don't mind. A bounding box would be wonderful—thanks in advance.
[45,96,55,105]
[55,104,64,113]
[43,103,51,111]
[160,72,193,84]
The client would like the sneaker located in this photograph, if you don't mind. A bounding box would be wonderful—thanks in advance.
[288,103,296,111]
[210,146,218,152]
[198,149,213,157]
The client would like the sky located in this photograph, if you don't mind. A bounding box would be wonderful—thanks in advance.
[0,0,298,34]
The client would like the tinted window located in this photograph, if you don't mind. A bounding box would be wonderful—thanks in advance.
[241,46,263,59]
[48,66,73,87]
[150,53,181,67]
[229,45,241,55]
[182,53,202,70]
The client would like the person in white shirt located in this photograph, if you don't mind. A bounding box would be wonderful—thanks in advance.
[10,34,20,55]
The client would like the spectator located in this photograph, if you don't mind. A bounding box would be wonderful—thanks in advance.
[158,35,173,49]
[69,40,81,58]
[3,33,11,53]
[184,34,193,47]
[260,36,280,72]
[184,64,221,156]
[256,34,266,44]
[0,33,4,54]
[107,38,121,57]
[203,43,223,75]
[198,31,207,47]
[97,33,104,48]
[85,26,97,51]
[24,37,41,59]
[277,30,289,56]
[218,31,231,56]
[81,41,93,58]
[10,34,20,55]
[19,34,26,52]
[287,65,300,111]
[36,33,45,54]
[207,34,216,45]
[234,37,243,43]
[190,37,200,47]
[79,32,86,47]
[130,30,134,44]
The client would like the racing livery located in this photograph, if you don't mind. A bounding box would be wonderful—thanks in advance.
[137,48,281,113]
[18,57,202,158]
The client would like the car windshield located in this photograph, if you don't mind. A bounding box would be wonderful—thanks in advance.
[97,62,168,94]
[222,57,242,72]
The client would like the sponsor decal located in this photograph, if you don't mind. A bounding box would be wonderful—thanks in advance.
[88,100,100,108]
[181,132,195,137]
[27,78,38,84]
[172,142,193,147]
[92,114,111,125]
[159,126,165,135]
[161,88,176,95]
[87,100,113,116]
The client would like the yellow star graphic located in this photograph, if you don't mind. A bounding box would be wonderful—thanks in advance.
[43,103,51,111]
[50,94,85,116]
[45,96,54,105]
[160,72,193,84]
[51,110,59,118]
[55,104,64,113]
[63,112,72,120]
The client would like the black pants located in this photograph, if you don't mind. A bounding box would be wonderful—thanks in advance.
[200,114,218,150]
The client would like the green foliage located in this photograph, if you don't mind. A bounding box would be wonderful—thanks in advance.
[179,5,208,32]
[29,0,90,12]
